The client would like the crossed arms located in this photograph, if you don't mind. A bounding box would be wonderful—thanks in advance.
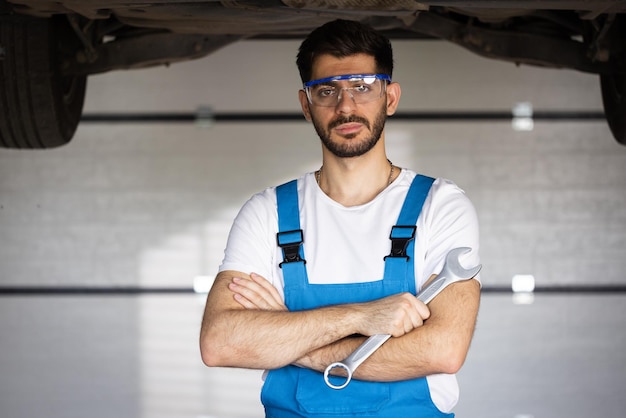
[199,270,480,382]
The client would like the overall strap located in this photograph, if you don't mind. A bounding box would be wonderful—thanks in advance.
[383,175,435,293]
[275,179,308,284]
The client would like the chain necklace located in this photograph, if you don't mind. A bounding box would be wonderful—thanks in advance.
[316,159,395,186]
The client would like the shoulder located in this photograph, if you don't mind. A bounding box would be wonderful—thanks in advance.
[430,177,473,207]
[235,187,275,226]
[400,169,471,206]
[429,178,476,222]
[398,169,471,206]
[238,172,317,219]
[406,171,480,281]
[401,169,478,241]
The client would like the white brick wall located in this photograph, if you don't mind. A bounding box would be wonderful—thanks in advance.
[1,39,625,418]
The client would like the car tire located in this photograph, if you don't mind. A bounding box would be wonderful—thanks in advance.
[598,14,625,146]
[0,15,87,149]
[601,73,626,145]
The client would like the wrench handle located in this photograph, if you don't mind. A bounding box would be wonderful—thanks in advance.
[416,273,449,304]
[323,247,481,390]
[345,333,391,368]
[323,277,448,388]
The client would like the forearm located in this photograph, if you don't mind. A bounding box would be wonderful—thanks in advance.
[352,326,462,381]
[296,328,447,381]
[297,279,480,381]
[362,279,479,380]
[294,335,364,371]
[201,270,433,371]
[201,303,361,370]
[200,271,375,370]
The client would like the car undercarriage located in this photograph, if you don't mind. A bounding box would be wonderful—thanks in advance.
[1,0,625,148]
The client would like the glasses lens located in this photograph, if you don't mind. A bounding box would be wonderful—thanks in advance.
[307,75,386,107]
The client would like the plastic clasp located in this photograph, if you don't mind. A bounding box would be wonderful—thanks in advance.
[277,229,305,267]
[384,225,416,259]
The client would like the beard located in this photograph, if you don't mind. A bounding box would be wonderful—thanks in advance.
[311,102,387,158]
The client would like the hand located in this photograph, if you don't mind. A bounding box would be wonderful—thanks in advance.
[353,293,430,338]
[228,272,287,311]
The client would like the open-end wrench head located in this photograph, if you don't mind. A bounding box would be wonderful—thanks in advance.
[444,247,482,279]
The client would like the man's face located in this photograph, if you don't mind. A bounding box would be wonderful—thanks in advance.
[299,53,399,159]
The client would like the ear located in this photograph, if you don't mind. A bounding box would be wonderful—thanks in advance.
[298,89,313,122]
[385,82,401,116]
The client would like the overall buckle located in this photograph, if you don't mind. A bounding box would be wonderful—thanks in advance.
[384,225,416,260]
[277,229,305,267]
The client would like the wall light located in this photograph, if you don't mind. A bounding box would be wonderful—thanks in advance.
[512,274,535,292]
[512,274,535,305]
[195,105,214,128]
[512,102,534,131]
[193,275,215,293]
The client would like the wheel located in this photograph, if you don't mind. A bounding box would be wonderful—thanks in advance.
[601,72,626,145]
[0,15,87,149]
[598,14,626,146]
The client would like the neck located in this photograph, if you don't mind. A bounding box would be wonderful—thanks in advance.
[316,156,397,206]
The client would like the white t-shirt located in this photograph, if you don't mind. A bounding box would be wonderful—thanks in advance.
[219,168,480,413]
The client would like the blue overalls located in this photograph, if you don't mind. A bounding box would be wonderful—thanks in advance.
[261,175,453,418]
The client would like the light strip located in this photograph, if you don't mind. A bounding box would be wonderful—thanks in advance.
[193,275,215,294]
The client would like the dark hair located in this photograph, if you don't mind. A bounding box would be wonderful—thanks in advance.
[296,19,394,83]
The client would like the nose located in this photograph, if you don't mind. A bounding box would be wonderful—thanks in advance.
[335,88,356,114]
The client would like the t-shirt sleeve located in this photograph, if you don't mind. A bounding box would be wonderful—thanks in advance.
[218,188,278,283]
[419,178,481,287]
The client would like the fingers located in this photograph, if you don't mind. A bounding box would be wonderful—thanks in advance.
[232,293,261,310]
[250,272,285,307]
[228,273,286,311]
[357,293,431,337]
[403,297,429,334]
[381,293,427,337]
[393,295,423,337]
[415,299,430,321]
[404,294,430,324]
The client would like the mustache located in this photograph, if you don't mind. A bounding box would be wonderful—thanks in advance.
[328,115,370,130]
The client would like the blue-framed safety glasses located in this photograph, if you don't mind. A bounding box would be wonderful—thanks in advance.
[303,73,391,107]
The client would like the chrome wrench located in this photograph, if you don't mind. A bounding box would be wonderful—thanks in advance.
[323,247,482,390]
